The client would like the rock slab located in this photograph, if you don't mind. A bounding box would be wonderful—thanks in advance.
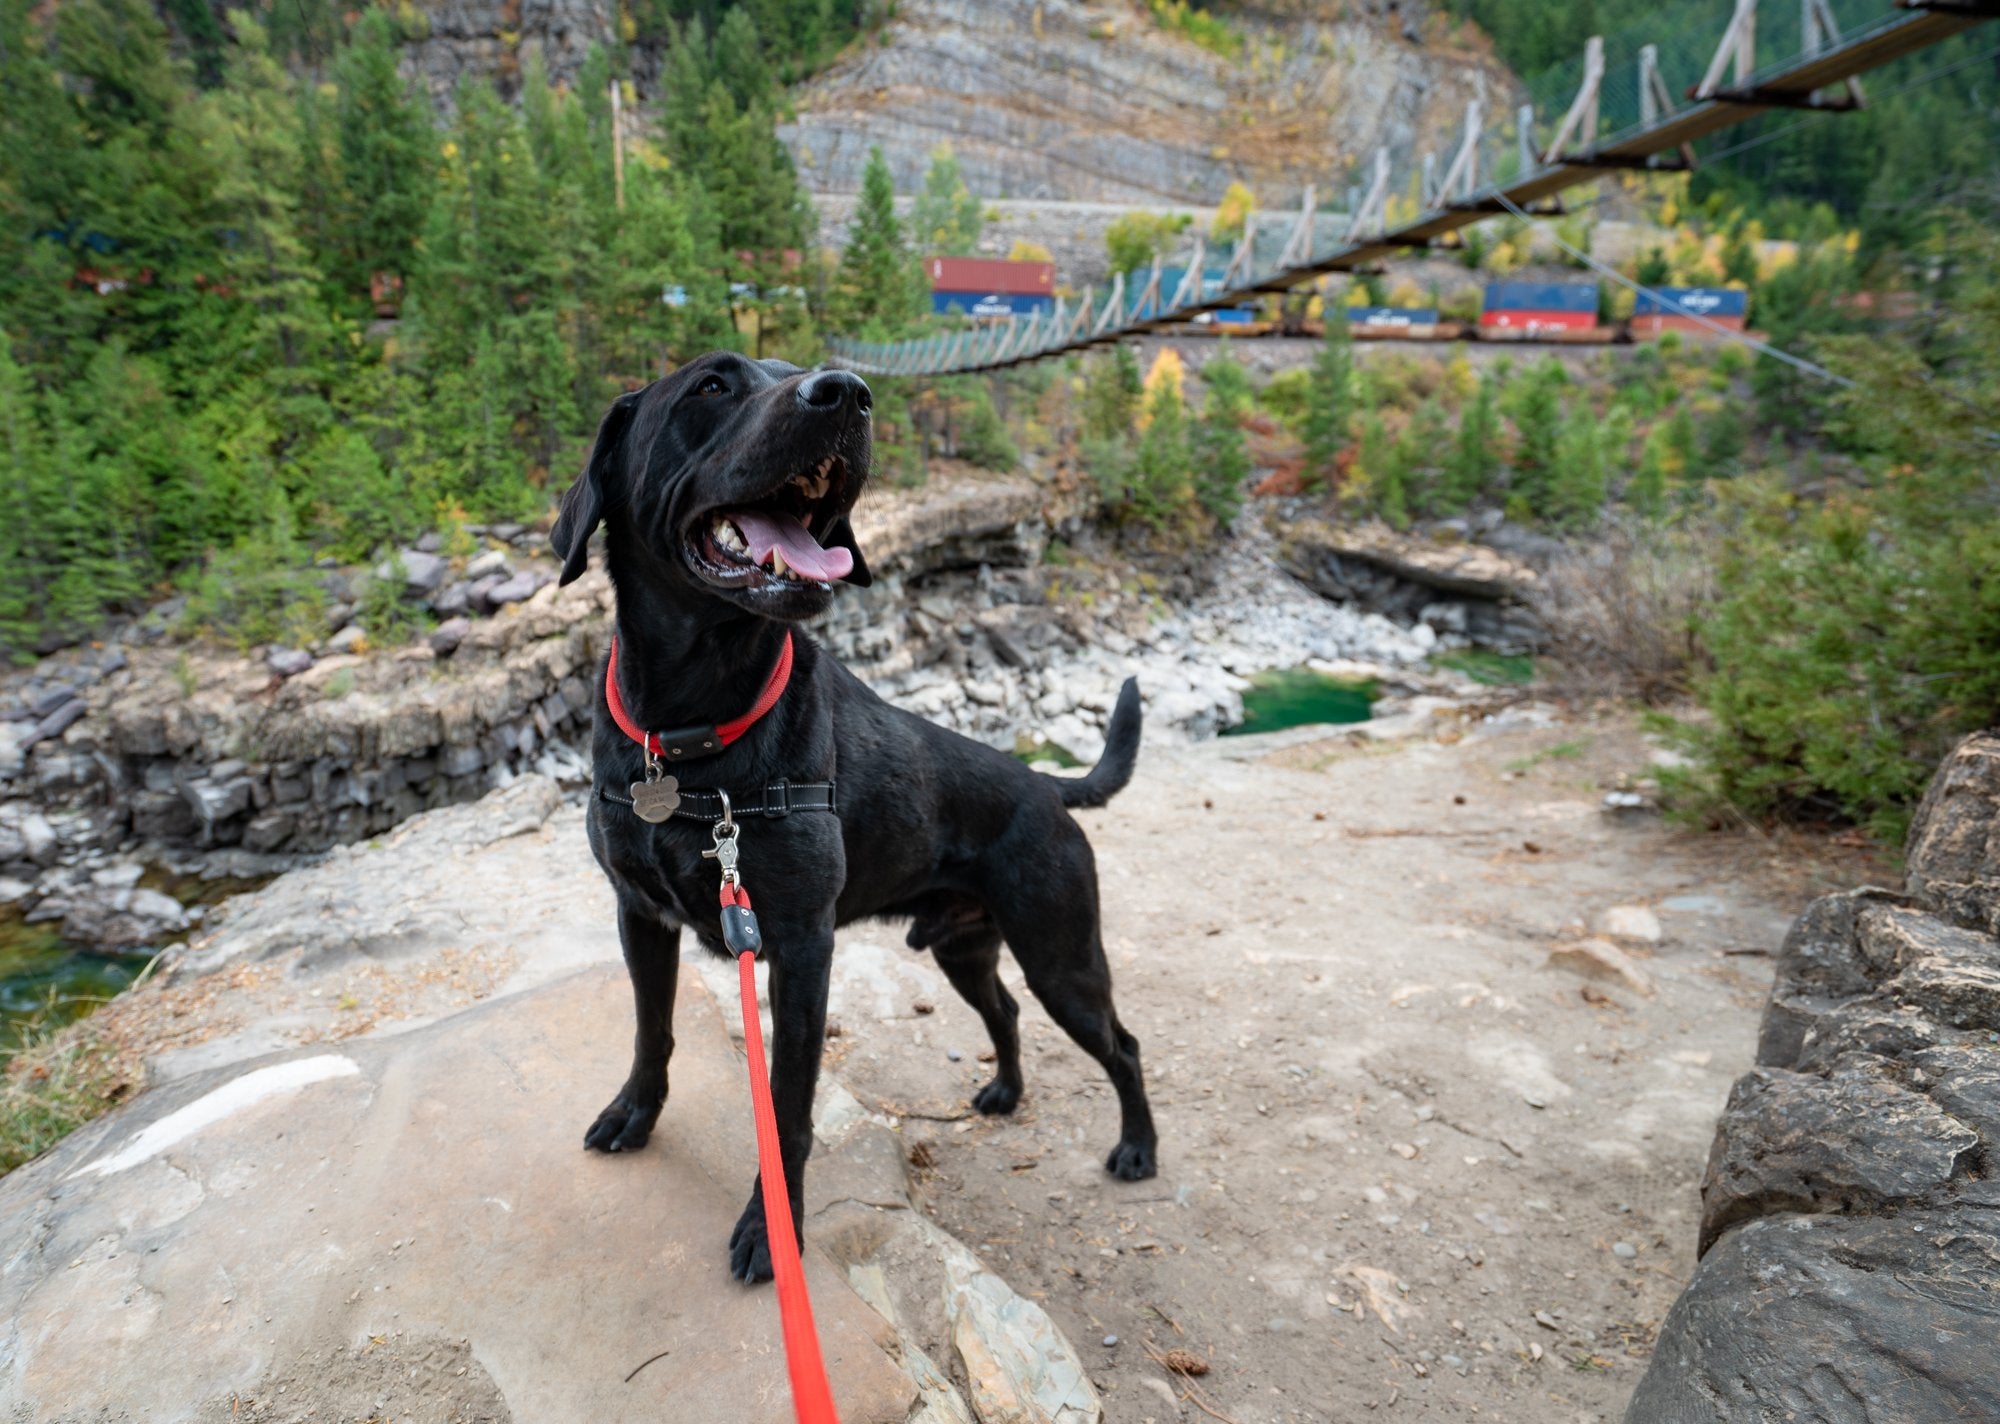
[0,964,916,1424]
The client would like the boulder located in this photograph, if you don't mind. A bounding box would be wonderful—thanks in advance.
[1904,731,2000,936]
[1629,1212,2000,1424]
[431,579,473,616]
[17,810,57,864]
[483,570,544,608]
[1696,1068,1977,1253]
[265,646,314,677]
[386,547,448,594]
[429,615,472,657]
[465,548,513,581]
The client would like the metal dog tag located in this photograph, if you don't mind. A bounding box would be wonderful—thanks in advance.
[628,774,680,823]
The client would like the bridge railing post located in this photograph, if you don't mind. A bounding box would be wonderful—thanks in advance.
[1696,0,1757,100]
[1542,34,1604,163]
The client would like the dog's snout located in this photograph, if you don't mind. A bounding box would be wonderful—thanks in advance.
[798,369,871,414]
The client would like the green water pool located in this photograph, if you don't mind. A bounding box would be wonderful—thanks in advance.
[0,915,152,1054]
[1222,667,1378,736]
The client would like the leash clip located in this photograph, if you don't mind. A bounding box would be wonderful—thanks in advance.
[703,790,741,887]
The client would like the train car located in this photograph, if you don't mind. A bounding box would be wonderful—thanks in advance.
[925,256,1055,297]
[931,291,1057,319]
[1480,280,1600,333]
[1631,286,1748,338]
[1345,306,1440,338]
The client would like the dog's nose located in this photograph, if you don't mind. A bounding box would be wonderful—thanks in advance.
[798,369,872,414]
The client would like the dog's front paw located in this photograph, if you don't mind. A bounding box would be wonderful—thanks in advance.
[1105,1138,1158,1181]
[583,1089,663,1153]
[971,1078,1020,1115]
[728,1194,797,1284]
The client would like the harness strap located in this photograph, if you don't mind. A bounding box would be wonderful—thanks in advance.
[596,780,836,823]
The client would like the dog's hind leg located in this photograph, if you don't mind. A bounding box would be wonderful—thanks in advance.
[931,920,1025,1116]
[585,899,680,1153]
[998,888,1158,1181]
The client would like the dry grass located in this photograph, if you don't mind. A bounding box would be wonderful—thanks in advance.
[1533,517,1718,703]
[1,1016,137,1176]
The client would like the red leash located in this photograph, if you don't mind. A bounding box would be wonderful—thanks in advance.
[725,877,841,1424]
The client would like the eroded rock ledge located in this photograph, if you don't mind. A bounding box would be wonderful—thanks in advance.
[1625,732,2000,1423]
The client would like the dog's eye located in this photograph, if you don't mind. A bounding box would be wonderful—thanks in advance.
[695,375,727,397]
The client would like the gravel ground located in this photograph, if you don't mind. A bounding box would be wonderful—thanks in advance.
[808,711,1883,1423]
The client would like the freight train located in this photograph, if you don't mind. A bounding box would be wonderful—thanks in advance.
[923,256,1756,346]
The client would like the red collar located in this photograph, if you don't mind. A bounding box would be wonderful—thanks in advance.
[605,631,794,762]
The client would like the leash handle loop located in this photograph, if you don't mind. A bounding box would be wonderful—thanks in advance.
[738,947,840,1424]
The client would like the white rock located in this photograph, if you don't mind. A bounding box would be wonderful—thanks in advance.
[18,811,57,864]
[1599,905,1663,943]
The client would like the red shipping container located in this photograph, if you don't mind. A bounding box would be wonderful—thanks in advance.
[925,256,1054,296]
[1479,309,1596,332]
[1631,313,1748,338]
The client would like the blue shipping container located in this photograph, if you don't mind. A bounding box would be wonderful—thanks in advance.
[1633,287,1748,318]
[1344,306,1440,326]
[1483,281,1599,314]
[932,291,1056,318]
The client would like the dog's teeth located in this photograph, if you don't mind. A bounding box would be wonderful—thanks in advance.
[713,517,746,553]
[769,547,788,578]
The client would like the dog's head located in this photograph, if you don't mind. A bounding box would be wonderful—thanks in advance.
[551,352,874,620]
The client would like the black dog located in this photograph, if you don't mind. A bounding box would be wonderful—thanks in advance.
[551,351,1156,1283]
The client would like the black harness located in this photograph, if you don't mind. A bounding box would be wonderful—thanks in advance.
[597,778,837,823]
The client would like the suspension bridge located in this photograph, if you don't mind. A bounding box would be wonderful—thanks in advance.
[825,0,1997,378]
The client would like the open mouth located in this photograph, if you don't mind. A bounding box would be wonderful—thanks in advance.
[688,454,855,588]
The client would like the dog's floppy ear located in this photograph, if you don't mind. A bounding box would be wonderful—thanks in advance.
[552,391,642,585]
[819,514,873,588]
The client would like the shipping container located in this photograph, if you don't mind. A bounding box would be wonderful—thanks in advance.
[1192,308,1258,325]
[1630,313,1750,338]
[925,257,1054,296]
[930,291,1056,318]
[1344,306,1440,327]
[1633,287,1748,318]
[1477,309,1597,332]
[1482,281,1599,314]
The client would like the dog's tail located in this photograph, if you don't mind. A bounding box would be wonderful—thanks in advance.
[1051,677,1142,810]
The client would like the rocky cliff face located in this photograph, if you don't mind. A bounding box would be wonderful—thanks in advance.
[402,0,618,102]
[781,0,1513,205]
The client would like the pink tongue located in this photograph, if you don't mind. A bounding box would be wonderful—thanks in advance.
[729,510,854,582]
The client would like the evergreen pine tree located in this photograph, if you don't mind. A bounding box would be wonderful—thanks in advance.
[1132,375,1193,531]
[838,146,918,335]
[331,9,435,303]
[1080,345,1142,442]
[1399,399,1447,519]
[911,144,983,256]
[1505,360,1565,520]
[1627,425,1670,518]
[1443,374,1500,510]
[1300,313,1353,489]
[1549,407,1608,529]
[1192,347,1252,528]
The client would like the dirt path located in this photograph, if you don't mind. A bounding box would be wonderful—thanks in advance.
[812,710,1881,1424]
